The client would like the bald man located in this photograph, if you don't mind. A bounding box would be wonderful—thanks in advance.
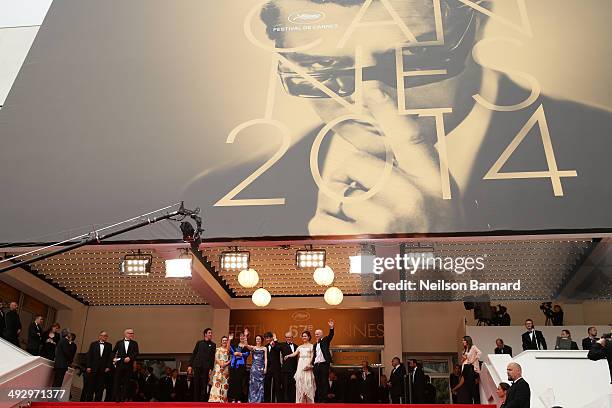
[503,363,530,408]
[279,331,298,402]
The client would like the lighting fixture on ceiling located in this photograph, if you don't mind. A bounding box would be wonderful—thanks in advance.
[252,287,271,307]
[220,250,249,271]
[165,250,192,278]
[296,249,325,269]
[238,268,259,288]
[120,252,152,276]
[313,266,334,286]
[324,286,343,305]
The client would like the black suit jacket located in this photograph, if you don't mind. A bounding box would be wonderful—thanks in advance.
[188,339,216,369]
[522,330,547,350]
[504,377,530,408]
[359,371,377,403]
[587,342,612,383]
[3,310,21,341]
[266,341,282,372]
[495,345,513,356]
[54,337,76,369]
[280,342,298,374]
[27,322,42,353]
[389,364,406,398]
[311,327,334,365]
[409,367,426,402]
[160,376,181,401]
[0,309,5,336]
[328,378,344,402]
[113,339,139,367]
[583,337,599,350]
[86,340,113,372]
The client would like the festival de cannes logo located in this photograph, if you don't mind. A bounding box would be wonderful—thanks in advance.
[291,311,310,321]
[288,10,326,24]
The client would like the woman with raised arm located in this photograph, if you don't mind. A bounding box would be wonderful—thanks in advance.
[283,330,315,403]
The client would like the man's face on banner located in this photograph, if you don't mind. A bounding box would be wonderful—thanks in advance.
[268,0,481,156]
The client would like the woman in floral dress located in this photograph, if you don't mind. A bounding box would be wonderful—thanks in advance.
[208,335,231,402]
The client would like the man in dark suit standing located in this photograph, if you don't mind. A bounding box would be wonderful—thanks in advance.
[359,361,377,403]
[182,372,194,402]
[407,359,426,403]
[0,301,6,340]
[588,334,612,384]
[187,327,215,401]
[327,370,344,402]
[52,329,76,387]
[85,331,113,401]
[504,362,530,407]
[112,328,139,402]
[3,302,21,346]
[26,315,44,355]
[311,319,334,402]
[521,319,547,350]
[388,357,406,403]
[495,338,513,356]
[583,327,599,350]
[263,331,282,402]
[279,331,298,402]
[160,369,181,401]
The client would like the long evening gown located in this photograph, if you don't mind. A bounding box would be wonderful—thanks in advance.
[248,348,265,402]
[294,343,315,403]
[208,347,230,402]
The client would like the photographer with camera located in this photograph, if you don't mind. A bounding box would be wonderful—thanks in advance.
[587,332,612,384]
[539,303,564,326]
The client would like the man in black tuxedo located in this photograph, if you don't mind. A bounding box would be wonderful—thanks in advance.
[26,315,44,355]
[582,327,599,350]
[388,357,406,403]
[263,331,282,402]
[3,302,21,346]
[311,319,334,402]
[504,362,530,408]
[112,328,139,402]
[407,359,426,403]
[588,335,612,384]
[495,338,513,356]
[279,331,298,402]
[52,329,76,387]
[327,370,344,402]
[187,327,215,401]
[521,319,547,350]
[85,331,113,401]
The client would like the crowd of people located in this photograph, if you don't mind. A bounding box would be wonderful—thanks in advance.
[3,300,611,405]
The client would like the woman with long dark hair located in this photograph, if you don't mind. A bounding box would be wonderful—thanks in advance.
[40,323,61,360]
[248,335,267,402]
[283,330,315,403]
[451,335,482,403]
[497,382,510,407]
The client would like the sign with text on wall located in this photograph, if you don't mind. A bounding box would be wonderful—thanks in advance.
[229,308,384,345]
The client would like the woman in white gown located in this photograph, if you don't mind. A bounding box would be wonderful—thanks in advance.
[284,331,315,403]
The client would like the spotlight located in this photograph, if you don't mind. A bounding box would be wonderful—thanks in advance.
[296,249,325,269]
[165,253,192,278]
[220,251,249,271]
[120,253,152,276]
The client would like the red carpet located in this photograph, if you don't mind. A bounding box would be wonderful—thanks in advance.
[32,403,495,407]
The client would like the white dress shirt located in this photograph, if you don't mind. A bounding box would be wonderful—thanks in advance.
[314,341,326,364]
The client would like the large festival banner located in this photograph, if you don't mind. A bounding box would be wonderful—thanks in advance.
[0,0,611,242]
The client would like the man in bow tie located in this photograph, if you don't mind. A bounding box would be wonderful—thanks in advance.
[85,331,113,401]
[112,328,139,402]
[521,319,547,351]
[280,331,298,402]
[187,327,216,401]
